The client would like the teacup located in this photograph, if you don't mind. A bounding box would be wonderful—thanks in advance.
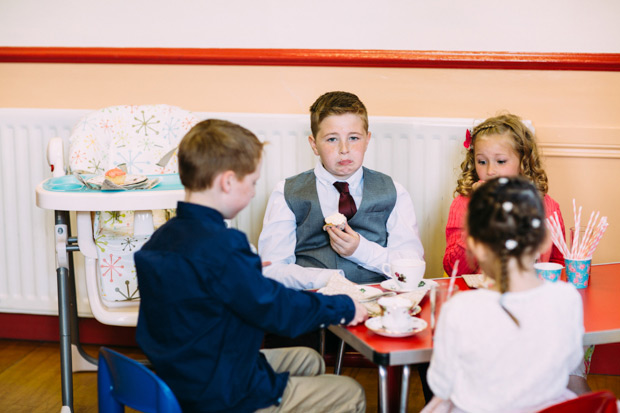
[381,258,426,291]
[378,296,413,332]
[534,262,563,282]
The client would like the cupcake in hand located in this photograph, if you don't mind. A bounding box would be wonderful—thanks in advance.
[323,212,347,231]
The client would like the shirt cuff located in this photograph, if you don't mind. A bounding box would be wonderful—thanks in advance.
[348,234,373,265]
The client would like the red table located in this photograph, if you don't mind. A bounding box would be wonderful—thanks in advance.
[329,263,620,413]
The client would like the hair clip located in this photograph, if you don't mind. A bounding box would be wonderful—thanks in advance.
[531,218,541,228]
[505,239,518,250]
[498,177,508,185]
[502,201,513,212]
[463,129,472,150]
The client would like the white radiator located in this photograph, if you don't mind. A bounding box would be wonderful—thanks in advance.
[0,108,469,316]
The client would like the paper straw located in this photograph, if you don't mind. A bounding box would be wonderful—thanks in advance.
[578,211,599,259]
[584,218,608,258]
[572,199,577,233]
[577,211,596,258]
[571,206,582,258]
[448,260,459,299]
[581,216,603,259]
[555,200,609,260]
[548,226,569,258]
[586,222,608,258]
[545,218,563,256]
[547,215,571,258]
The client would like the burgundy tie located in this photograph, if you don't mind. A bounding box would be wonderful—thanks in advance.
[333,181,357,220]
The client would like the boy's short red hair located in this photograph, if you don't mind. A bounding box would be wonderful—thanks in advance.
[179,119,264,191]
[309,91,368,136]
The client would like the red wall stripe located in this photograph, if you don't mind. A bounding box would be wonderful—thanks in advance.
[1,47,620,71]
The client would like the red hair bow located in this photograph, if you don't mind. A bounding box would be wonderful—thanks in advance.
[463,129,472,150]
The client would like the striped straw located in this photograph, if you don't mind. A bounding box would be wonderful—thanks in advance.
[577,211,596,258]
[571,206,582,258]
[546,216,570,258]
[448,260,458,299]
[586,222,609,258]
[583,217,608,259]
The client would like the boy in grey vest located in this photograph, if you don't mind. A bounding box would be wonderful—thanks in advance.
[259,91,424,289]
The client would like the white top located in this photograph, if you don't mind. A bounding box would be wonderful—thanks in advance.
[427,281,584,413]
[258,163,425,290]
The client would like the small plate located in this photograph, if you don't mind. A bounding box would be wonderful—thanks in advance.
[365,316,427,338]
[380,279,438,293]
[87,174,148,187]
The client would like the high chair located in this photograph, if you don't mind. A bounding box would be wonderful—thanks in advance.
[46,104,199,371]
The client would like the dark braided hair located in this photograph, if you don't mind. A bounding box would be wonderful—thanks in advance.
[467,176,547,326]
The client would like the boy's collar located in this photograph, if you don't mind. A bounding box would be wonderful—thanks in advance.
[177,201,226,225]
[314,162,364,187]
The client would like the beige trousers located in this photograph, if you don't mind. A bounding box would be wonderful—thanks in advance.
[255,347,366,413]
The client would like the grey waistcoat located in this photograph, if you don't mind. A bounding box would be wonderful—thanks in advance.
[284,167,397,284]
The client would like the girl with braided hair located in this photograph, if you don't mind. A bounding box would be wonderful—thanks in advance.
[424,177,584,413]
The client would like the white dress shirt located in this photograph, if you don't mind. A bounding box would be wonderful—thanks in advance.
[258,163,424,290]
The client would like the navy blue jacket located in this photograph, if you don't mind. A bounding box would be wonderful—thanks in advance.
[135,202,355,412]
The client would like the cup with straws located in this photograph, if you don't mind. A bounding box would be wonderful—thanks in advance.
[546,200,609,289]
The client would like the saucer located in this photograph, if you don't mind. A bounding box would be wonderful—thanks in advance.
[410,305,421,316]
[380,279,438,293]
[87,174,148,187]
[365,316,428,338]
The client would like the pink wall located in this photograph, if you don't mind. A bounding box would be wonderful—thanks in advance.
[1,62,619,263]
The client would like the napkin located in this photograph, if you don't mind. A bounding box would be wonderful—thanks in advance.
[397,289,428,308]
[73,171,99,190]
[317,273,383,316]
[100,177,160,191]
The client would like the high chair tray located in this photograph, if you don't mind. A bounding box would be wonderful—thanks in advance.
[36,174,184,211]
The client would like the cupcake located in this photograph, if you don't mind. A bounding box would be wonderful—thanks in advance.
[105,167,126,185]
[323,212,347,231]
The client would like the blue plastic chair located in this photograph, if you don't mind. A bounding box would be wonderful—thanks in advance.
[98,347,182,413]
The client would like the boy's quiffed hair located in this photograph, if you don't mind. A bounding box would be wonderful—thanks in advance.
[309,91,368,136]
[455,113,548,197]
[178,119,264,191]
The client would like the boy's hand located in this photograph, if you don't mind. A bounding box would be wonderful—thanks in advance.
[327,223,360,257]
[347,299,368,326]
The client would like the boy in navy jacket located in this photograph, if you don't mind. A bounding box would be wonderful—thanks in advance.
[135,119,367,412]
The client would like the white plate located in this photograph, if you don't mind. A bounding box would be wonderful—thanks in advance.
[87,174,148,187]
[365,315,428,338]
[380,279,438,293]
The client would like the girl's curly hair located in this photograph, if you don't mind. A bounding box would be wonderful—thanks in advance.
[455,113,548,197]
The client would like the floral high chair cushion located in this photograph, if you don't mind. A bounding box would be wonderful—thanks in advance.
[69,104,199,303]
